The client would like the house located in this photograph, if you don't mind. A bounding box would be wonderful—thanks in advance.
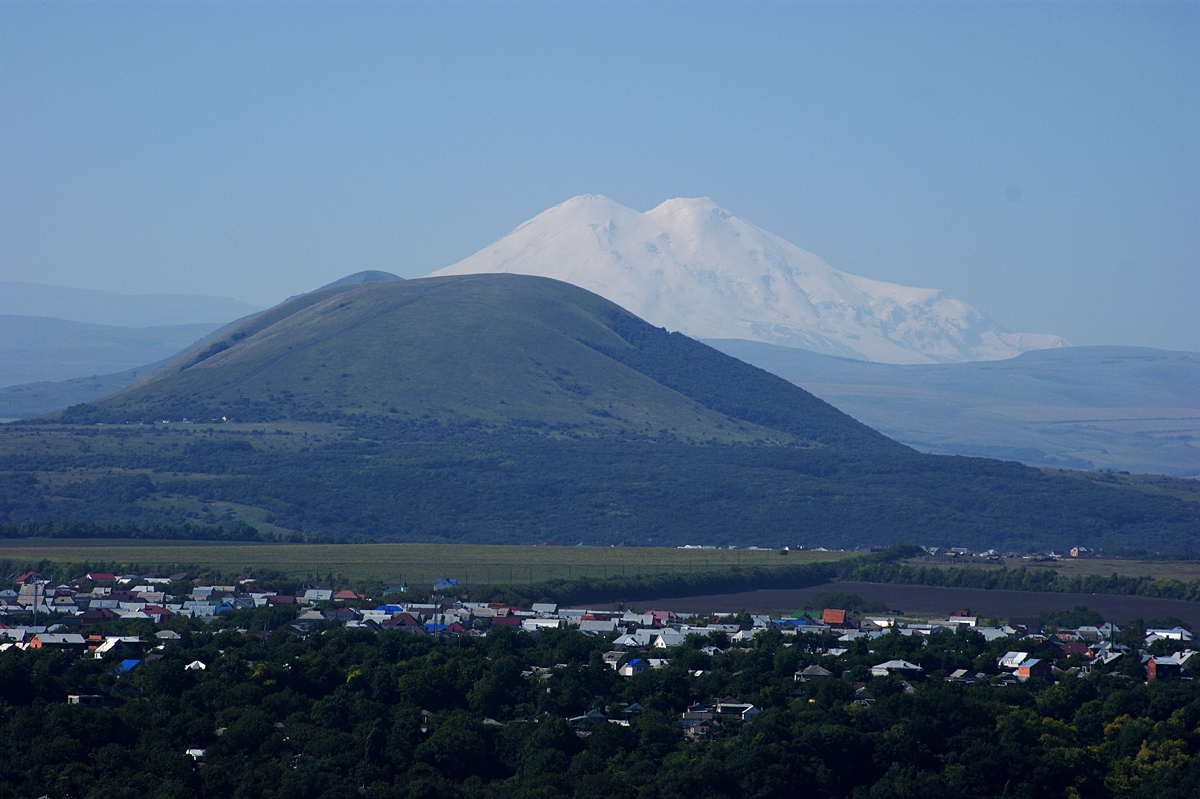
[822,609,848,626]
[29,633,87,656]
[1055,641,1091,660]
[1017,658,1053,681]
[93,636,144,658]
[79,608,120,626]
[653,630,687,649]
[68,694,105,708]
[578,619,617,634]
[679,718,716,741]
[870,660,923,678]
[522,618,562,633]
[1147,652,1194,680]
[1145,627,1193,643]
[618,658,648,677]
[998,651,1030,671]
[715,701,760,722]
[567,709,607,728]
[794,664,833,682]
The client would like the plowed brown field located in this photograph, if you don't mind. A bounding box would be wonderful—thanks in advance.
[642,581,1200,626]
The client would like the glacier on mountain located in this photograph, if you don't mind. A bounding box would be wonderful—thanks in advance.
[429,195,1066,364]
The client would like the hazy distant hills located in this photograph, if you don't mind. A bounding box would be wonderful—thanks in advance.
[0,280,263,328]
[710,341,1200,478]
[0,274,398,418]
[65,274,892,451]
[431,195,1065,364]
[0,314,223,389]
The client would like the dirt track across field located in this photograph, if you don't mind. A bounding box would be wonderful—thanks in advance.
[640,581,1200,627]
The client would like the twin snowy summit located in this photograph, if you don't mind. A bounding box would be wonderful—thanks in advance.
[432,195,1065,365]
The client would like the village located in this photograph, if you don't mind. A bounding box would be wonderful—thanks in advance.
[3,568,1195,738]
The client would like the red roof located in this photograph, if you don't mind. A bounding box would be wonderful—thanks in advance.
[1056,641,1091,658]
[822,609,847,625]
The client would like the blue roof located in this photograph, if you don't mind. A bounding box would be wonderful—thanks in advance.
[118,659,141,673]
[627,658,644,666]
[375,604,405,613]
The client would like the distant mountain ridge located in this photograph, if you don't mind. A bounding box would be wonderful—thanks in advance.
[430,195,1066,365]
[0,315,223,389]
[709,340,1200,478]
[0,280,263,328]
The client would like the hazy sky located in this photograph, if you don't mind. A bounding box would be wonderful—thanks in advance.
[2,1,1197,351]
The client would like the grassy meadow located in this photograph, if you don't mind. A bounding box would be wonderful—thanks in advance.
[0,540,851,586]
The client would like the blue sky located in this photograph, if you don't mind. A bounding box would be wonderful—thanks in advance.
[2,1,1197,351]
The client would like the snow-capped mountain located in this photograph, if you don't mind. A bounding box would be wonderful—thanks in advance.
[429,195,1066,364]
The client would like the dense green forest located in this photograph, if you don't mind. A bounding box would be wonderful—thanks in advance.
[2,426,1198,553]
[4,612,1199,799]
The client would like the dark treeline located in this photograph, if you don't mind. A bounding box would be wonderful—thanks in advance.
[466,549,1200,609]
[3,610,1199,798]
[0,520,271,542]
[844,561,1200,604]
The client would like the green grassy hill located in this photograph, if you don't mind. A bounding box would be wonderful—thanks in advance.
[62,275,893,451]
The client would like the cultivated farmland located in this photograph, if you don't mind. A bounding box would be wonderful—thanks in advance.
[0,540,849,585]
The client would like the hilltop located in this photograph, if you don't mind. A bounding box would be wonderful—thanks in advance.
[60,274,892,451]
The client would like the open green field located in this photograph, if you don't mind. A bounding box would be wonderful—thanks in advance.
[903,556,1200,582]
[1028,557,1200,582]
[0,540,851,585]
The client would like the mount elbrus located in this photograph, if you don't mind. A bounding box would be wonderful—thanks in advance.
[432,195,1065,365]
